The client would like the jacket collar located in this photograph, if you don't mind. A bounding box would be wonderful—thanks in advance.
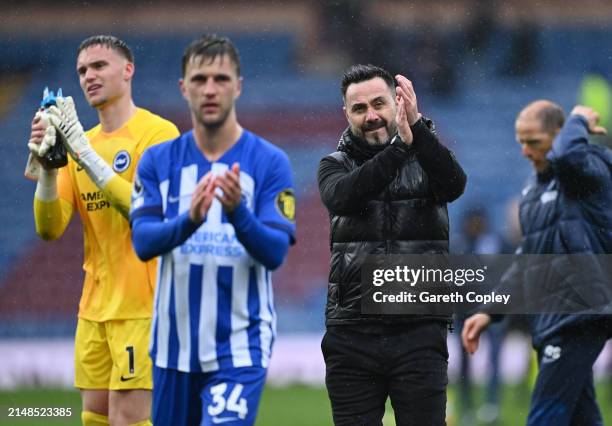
[337,127,390,162]
[537,166,555,183]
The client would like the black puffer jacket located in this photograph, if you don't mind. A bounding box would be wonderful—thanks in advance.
[317,118,467,326]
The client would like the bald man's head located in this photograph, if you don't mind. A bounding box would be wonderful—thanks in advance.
[517,100,565,134]
[515,100,565,172]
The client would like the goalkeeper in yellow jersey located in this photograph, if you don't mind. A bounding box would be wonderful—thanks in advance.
[26,35,179,426]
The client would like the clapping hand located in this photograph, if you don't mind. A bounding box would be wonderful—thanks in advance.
[215,163,242,213]
[394,75,422,145]
[189,172,217,224]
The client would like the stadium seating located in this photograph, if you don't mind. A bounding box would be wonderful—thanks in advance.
[0,25,607,335]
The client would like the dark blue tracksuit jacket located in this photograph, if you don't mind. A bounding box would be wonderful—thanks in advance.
[505,114,612,348]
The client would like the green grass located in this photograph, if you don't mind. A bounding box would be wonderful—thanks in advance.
[0,382,610,425]
[0,389,80,425]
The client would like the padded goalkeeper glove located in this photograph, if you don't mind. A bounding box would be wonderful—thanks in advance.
[24,88,70,179]
[27,111,57,157]
[24,113,65,180]
[47,96,114,187]
[25,111,58,180]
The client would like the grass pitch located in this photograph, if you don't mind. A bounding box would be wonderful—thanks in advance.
[0,382,610,425]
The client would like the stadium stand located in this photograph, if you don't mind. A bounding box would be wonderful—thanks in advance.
[2,4,612,338]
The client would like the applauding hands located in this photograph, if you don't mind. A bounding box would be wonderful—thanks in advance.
[394,75,422,145]
[189,162,242,224]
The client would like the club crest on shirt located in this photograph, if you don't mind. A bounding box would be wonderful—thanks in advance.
[275,189,295,222]
[133,174,143,197]
[131,173,145,211]
[113,150,131,173]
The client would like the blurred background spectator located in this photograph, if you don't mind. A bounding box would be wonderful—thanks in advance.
[451,205,508,425]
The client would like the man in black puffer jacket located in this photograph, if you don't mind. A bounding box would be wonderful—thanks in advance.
[463,100,612,426]
[317,64,466,426]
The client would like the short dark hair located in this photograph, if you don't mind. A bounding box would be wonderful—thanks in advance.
[182,34,241,77]
[536,103,565,134]
[341,64,395,98]
[77,35,134,63]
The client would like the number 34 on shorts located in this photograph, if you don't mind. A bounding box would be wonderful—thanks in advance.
[202,367,267,425]
[208,383,248,420]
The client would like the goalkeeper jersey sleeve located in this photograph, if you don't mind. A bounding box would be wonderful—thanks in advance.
[32,108,179,322]
[33,164,76,240]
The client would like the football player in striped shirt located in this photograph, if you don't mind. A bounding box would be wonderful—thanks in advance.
[130,34,296,426]
[27,36,179,426]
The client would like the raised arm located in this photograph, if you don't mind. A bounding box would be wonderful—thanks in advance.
[547,106,610,195]
[47,96,136,218]
[216,158,294,270]
[395,74,466,202]
[28,112,74,240]
[410,119,467,202]
[318,144,412,216]
[130,158,215,261]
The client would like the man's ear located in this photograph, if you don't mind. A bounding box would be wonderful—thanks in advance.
[179,78,187,100]
[124,62,135,81]
[234,76,243,100]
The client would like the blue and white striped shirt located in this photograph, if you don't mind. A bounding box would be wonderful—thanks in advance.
[131,130,295,372]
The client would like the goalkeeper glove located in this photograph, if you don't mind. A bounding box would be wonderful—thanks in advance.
[28,111,57,157]
[24,111,57,180]
[24,88,70,180]
[25,112,63,180]
[47,96,114,187]
[31,88,68,169]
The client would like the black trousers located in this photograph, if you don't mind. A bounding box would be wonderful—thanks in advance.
[322,321,449,426]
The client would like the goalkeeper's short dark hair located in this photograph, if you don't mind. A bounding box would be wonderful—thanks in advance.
[78,35,134,63]
[182,34,241,77]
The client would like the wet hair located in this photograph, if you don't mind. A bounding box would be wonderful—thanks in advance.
[182,34,241,77]
[341,64,395,98]
[536,103,565,134]
[77,35,134,63]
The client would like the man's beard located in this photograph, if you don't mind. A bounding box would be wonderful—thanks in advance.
[354,120,397,146]
[195,107,231,130]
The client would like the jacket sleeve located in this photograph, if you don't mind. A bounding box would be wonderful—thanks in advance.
[479,249,525,322]
[411,119,467,202]
[317,144,412,216]
[547,114,611,196]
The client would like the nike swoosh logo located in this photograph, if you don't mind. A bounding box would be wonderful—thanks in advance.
[168,194,192,203]
[76,165,84,172]
[120,376,135,382]
[211,417,241,424]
